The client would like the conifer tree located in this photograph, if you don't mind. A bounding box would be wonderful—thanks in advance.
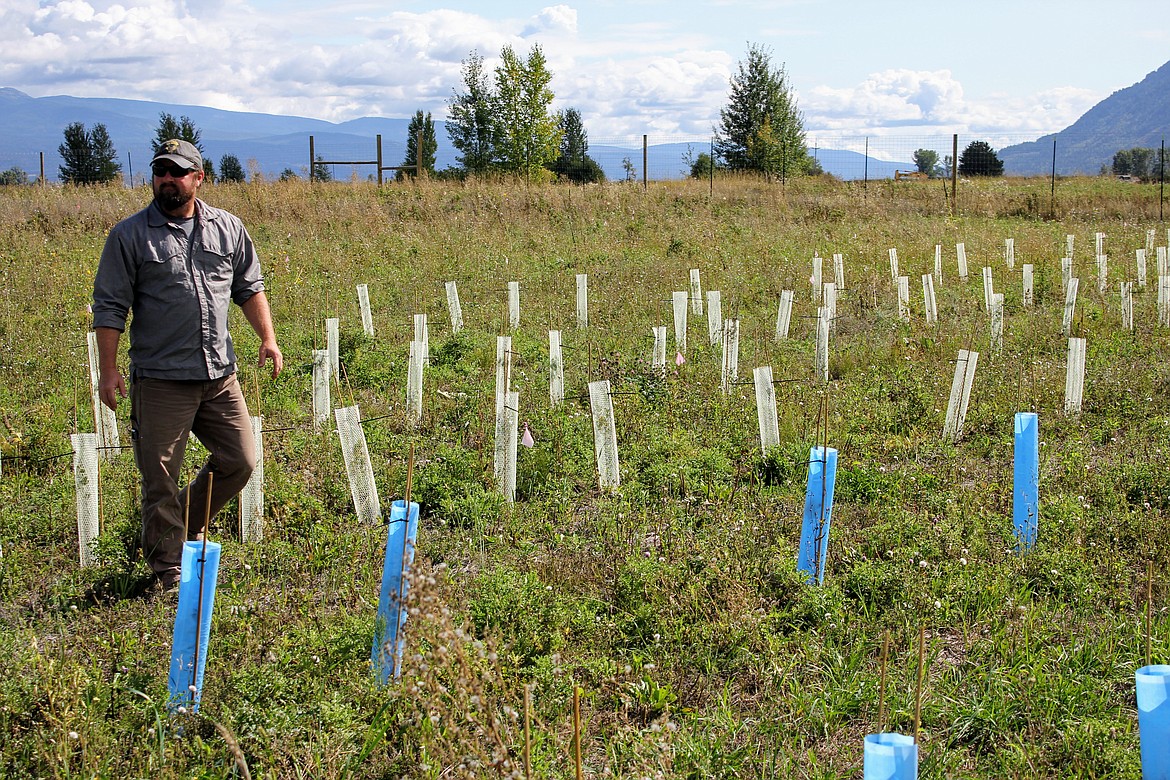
[58,122,121,185]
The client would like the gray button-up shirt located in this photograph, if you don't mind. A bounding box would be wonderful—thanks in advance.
[93,198,265,381]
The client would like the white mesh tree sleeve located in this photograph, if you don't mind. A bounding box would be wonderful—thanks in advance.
[494,390,519,502]
[672,291,688,354]
[549,330,564,408]
[689,269,703,315]
[720,318,740,394]
[326,317,340,382]
[86,332,120,458]
[413,313,429,366]
[754,366,779,454]
[71,433,99,567]
[815,310,829,383]
[357,284,374,337]
[445,281,463,335]
[589,380,620,491]
[508,281,520,331]
[775,291,793,341]
[706,290,722,347]
[651,326,667,370]
[1065,338,1086,415]
[406,341,424,427]
[576,273,589,329]
[239,415,264,542]
[943,349,979,443]
[312,349,331,426]
[495,336,512,421]
[335,405,381,524]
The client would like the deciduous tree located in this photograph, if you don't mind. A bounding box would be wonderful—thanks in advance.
[447,51,499,175]
[493,44,561,179]
[0,167,29,185]
[913,148,941,177]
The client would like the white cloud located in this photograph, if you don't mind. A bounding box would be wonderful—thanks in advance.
[522,5,577,37]
[0,2,1112,141]
[802,68,1102,139]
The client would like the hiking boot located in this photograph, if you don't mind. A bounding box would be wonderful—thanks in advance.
[148,571,181,599]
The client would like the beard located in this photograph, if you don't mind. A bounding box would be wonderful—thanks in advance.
[154,182,194,213]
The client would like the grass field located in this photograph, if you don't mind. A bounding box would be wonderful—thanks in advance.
[0,174,1168,779]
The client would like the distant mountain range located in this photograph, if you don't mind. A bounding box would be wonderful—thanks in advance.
[998,59,1170,175]
[2,57,1167,182]
[0,87,908,183]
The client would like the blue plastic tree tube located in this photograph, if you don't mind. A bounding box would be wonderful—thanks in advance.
[372,499,420,685]
[797,446,837,585]
[1137,665,1170,779]
[167,540,221,714]
[1013,412,1039,550]
[864,733,918,779]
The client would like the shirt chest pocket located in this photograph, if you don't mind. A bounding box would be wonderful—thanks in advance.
[140,239,192,297]
[195,233,234,284]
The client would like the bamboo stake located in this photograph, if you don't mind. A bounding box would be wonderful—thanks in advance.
[913,624,925,745]
[1148,560,1154,667]
[191,471,214,702]
[524,684,533,780]
[573,685,583,780]
[877,631,890,733]
[390,443,417,679]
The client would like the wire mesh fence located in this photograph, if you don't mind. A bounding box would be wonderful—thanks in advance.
[3,129,1166,185]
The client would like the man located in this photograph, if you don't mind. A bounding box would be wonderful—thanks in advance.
[92,139,282,591]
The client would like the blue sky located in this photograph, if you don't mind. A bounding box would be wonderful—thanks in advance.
[2,0,1166,143]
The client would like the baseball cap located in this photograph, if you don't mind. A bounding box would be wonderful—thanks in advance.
[152,139,202,171]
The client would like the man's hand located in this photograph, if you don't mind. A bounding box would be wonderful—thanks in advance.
[94,326,125,411]
[258,339,283,379]
[241,292,282,379]
[99,368,127,411]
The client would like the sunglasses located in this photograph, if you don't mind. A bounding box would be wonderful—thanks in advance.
[152,163,195,178]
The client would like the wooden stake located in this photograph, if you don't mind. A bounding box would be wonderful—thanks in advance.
[191,471,214,701]
[404,442,415,507]
[523,684,532,780]
[1148,560,1154,667]
[573,685,583,780]
[877,631,890,733]
[913,624,925,745]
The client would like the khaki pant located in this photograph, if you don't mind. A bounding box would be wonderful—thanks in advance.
[130,374,255,577]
